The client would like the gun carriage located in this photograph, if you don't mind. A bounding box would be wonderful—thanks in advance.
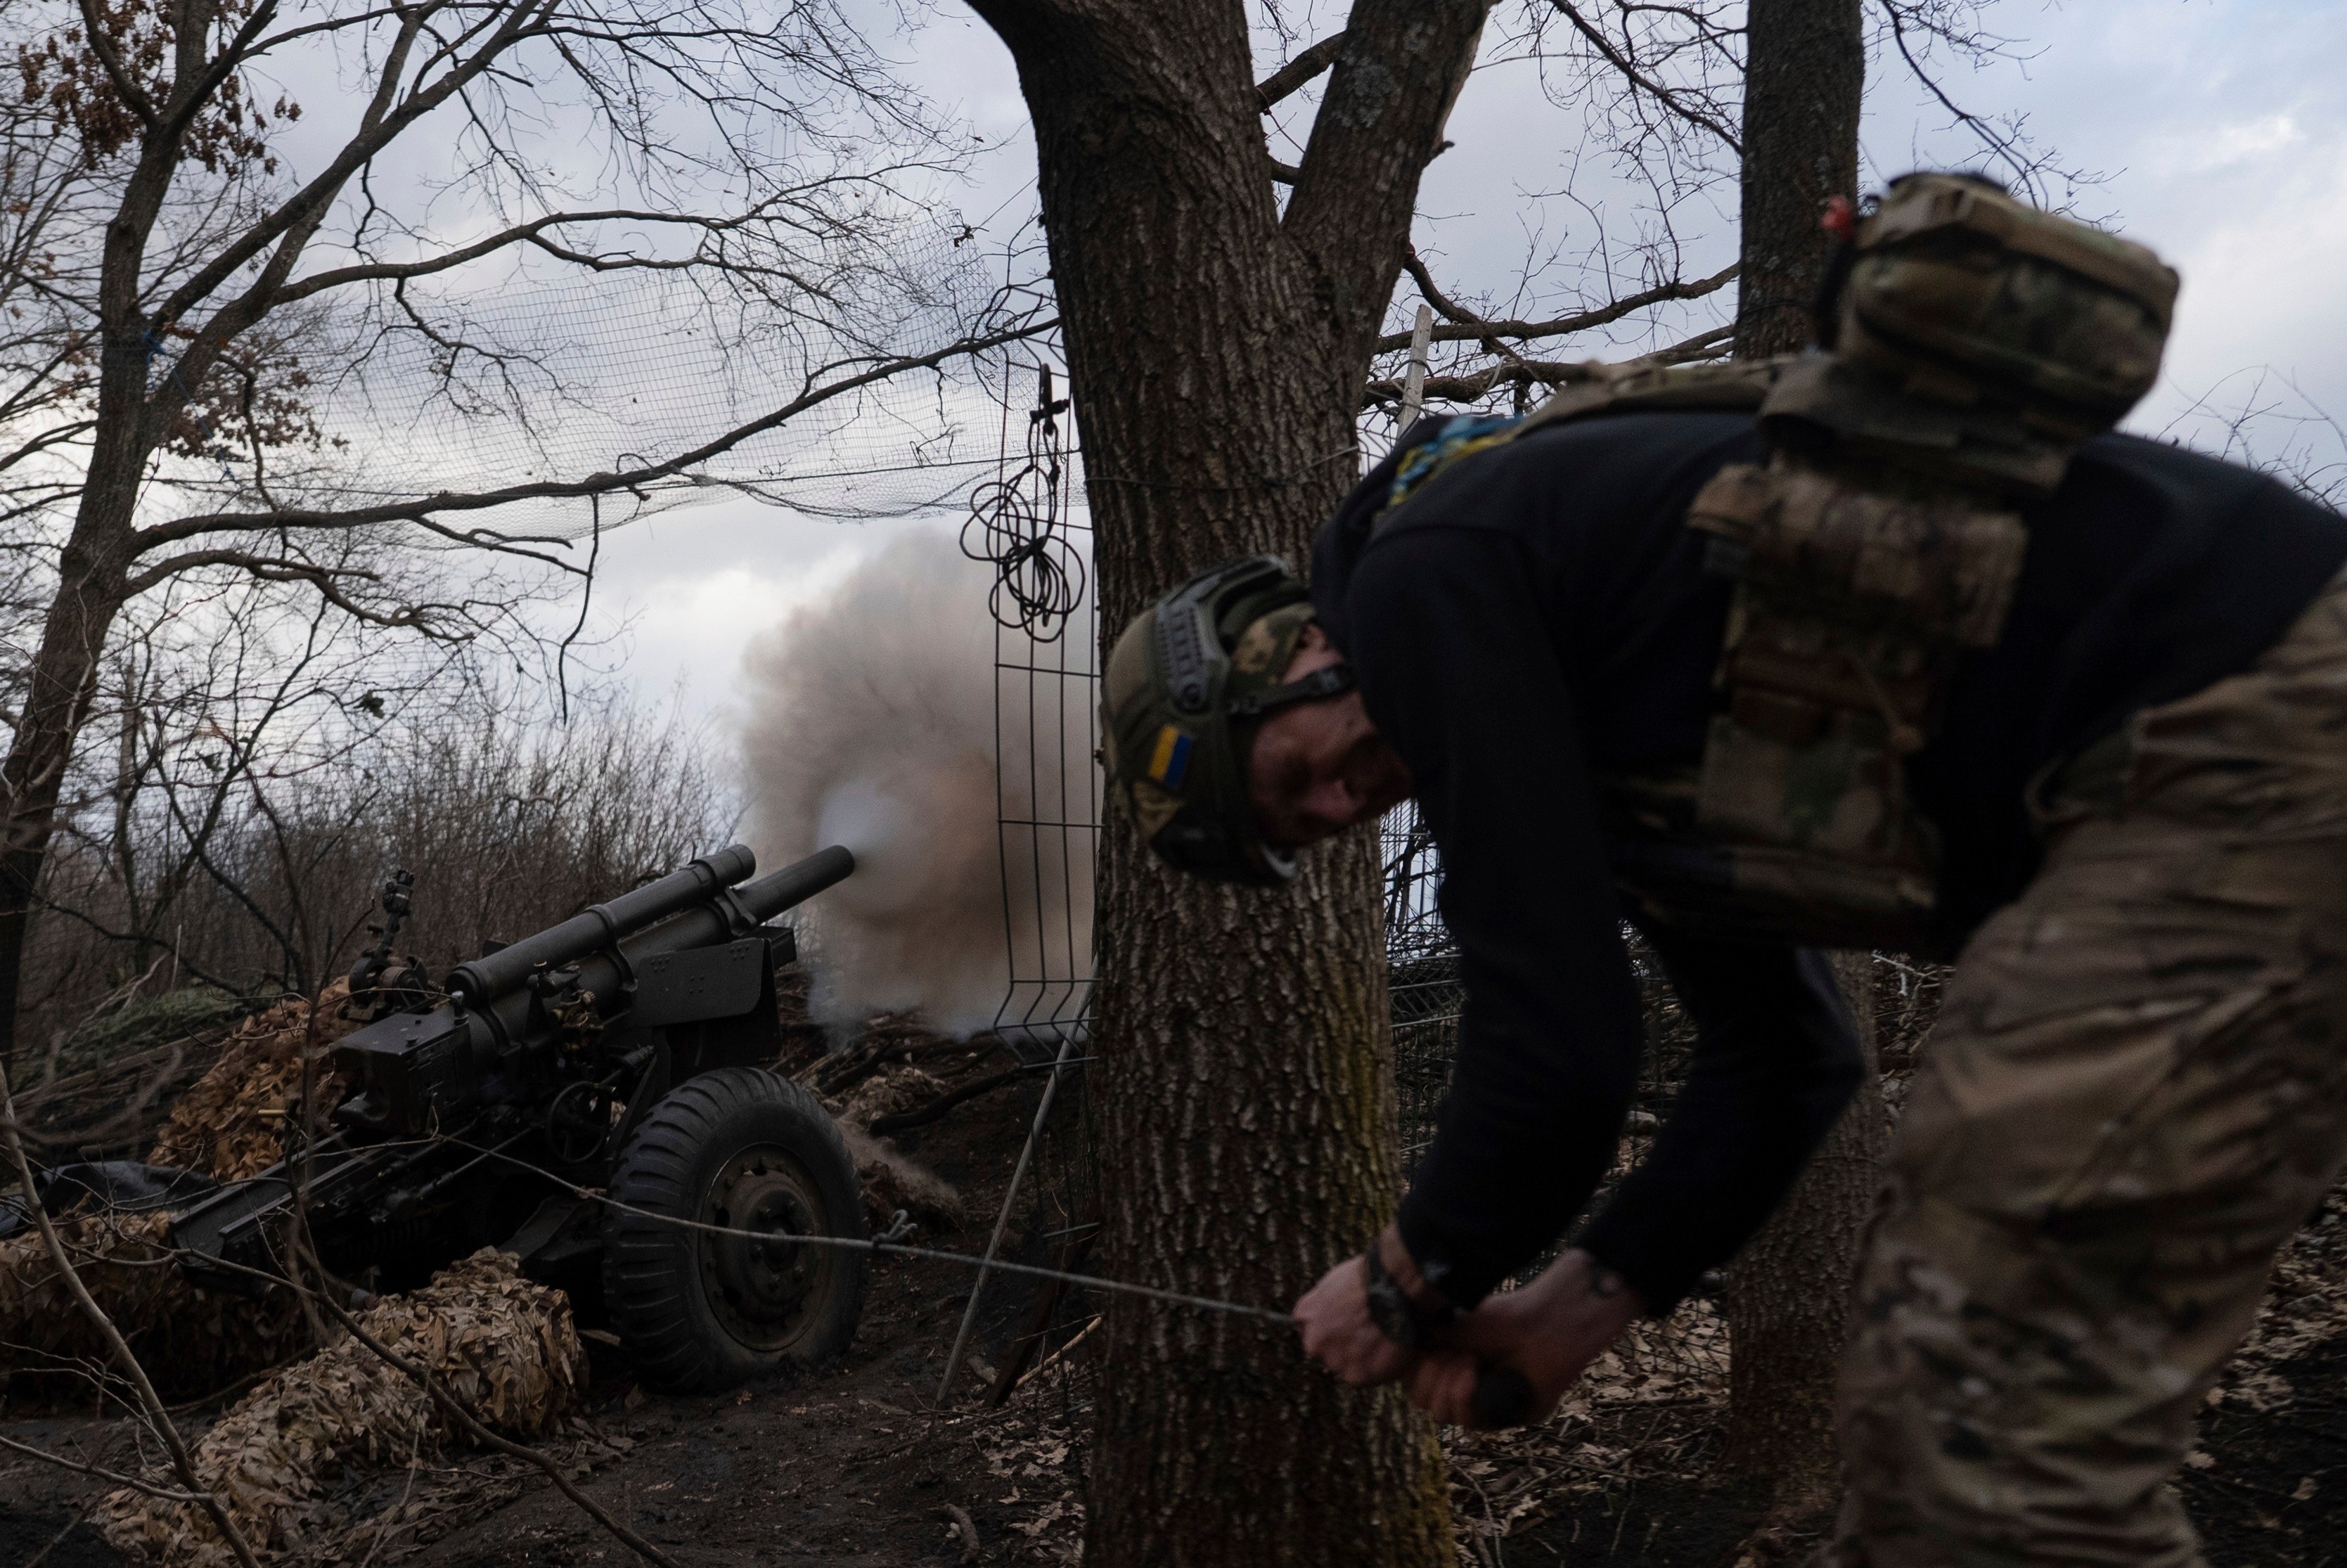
[158,844,866,1392]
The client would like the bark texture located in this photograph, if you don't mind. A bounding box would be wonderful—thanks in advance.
[961,2,1488,1562]
[1721,951,1882,1501]
[1719,5,1875,1498]
[1733,0,1864,358]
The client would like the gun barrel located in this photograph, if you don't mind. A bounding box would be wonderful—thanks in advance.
[737,845,857,925]
[444,843,758,1003]
[575,844,856,997]
[546,844,854,1014]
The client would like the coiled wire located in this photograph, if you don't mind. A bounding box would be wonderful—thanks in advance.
[963,366,1086,641]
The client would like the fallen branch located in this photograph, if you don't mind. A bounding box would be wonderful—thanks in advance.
[985,1219,1101,1406]
[941,1503,981,1565]
[1019,1314,1102,1393]
[0,1061,266,1568]
[8,1040,193,1152]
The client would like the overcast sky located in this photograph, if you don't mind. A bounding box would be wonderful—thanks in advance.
[586,0,2347,727]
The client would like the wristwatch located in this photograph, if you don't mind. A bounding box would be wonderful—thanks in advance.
[1363,1242,1454,1350]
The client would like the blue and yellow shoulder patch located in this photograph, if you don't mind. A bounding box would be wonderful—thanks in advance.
[1145,724,1194,791]
[1386,413,1526,513]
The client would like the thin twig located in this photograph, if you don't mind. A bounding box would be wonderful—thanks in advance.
[1548,0,1742,153]
[0,1432,204,1502]
[0,1061,266,1568]
[355,1424,427,1568]
[312,1290,683,1568]
[21,1503,91,1568]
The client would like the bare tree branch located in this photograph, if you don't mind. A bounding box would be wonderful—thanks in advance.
[1547,0,1743,153]
[1879,1,2038,200]
[1360,322,1733,407]
[147,0,559,343]
[1399,245,1483,328]
[0,1431,207,1503]
[1372,261,1737,351]
[1255,31,1346,111]
[131,318,1057,553]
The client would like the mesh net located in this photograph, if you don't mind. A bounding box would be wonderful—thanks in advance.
[150,219,1036,545]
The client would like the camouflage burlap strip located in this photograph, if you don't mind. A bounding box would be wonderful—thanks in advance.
[1832,567,2347,1568]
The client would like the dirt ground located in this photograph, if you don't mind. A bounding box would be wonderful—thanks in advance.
[9,1044,2347,1567]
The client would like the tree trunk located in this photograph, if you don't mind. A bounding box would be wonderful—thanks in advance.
[1733,0,1864,358]
[0,558,134,1069]
[1718,6,1873,1500]
[1720,951,1882,1504]
[966,2,1484,1562]
[0,350,149,1067]
[0,90,189,1067]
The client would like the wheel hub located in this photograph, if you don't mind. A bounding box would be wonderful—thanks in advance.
[699,1145,832,1352]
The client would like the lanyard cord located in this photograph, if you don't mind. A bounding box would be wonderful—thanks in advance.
[451,1136,1298,1328]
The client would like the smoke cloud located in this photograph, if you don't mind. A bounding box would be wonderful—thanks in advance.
[740,532,1094,1036]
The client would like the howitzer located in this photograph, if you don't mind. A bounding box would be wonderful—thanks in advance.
[166,844,867,1391]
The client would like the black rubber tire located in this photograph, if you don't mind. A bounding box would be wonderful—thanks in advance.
[603,1067,868,1392]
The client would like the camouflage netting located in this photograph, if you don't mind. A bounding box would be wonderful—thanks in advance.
[147,983,357,1182]
[0,1209,309,1398]
[96,1249,584,1567]
[1,987,358,1396]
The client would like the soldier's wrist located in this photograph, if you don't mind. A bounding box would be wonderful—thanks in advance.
[1364,1229,1455,1349]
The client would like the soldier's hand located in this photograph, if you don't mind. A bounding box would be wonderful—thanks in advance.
[1292,1239,1418,1387]
[1406,1249,1642,1429]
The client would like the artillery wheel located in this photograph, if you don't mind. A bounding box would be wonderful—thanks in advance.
[603,1067,867,1392]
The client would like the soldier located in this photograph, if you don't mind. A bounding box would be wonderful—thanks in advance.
[1100,174,2347,1562]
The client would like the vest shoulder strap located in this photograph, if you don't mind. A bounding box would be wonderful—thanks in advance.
[1517,356,1787,435]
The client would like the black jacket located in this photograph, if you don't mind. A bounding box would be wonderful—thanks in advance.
[1311,411,2347,1311]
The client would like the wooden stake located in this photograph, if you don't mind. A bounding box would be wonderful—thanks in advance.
[1398,302,1435,435]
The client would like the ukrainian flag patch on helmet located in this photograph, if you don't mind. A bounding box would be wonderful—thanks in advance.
[1147,724,1194,790]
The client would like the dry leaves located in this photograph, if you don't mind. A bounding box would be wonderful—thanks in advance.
[974,1403,1084,1565]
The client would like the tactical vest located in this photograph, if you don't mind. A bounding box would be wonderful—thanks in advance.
[1377,174,2178,953]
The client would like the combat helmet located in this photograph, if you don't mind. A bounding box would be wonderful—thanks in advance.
[1101,555,1356,885]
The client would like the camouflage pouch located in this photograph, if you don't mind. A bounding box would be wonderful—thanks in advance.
[1376,181,2175,949]
[1832,174,2177,454]
[1770,173,2178,499]
[1603,176,2175,950]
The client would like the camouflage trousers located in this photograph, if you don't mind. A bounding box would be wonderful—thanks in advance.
[1832,566,2347,1567]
